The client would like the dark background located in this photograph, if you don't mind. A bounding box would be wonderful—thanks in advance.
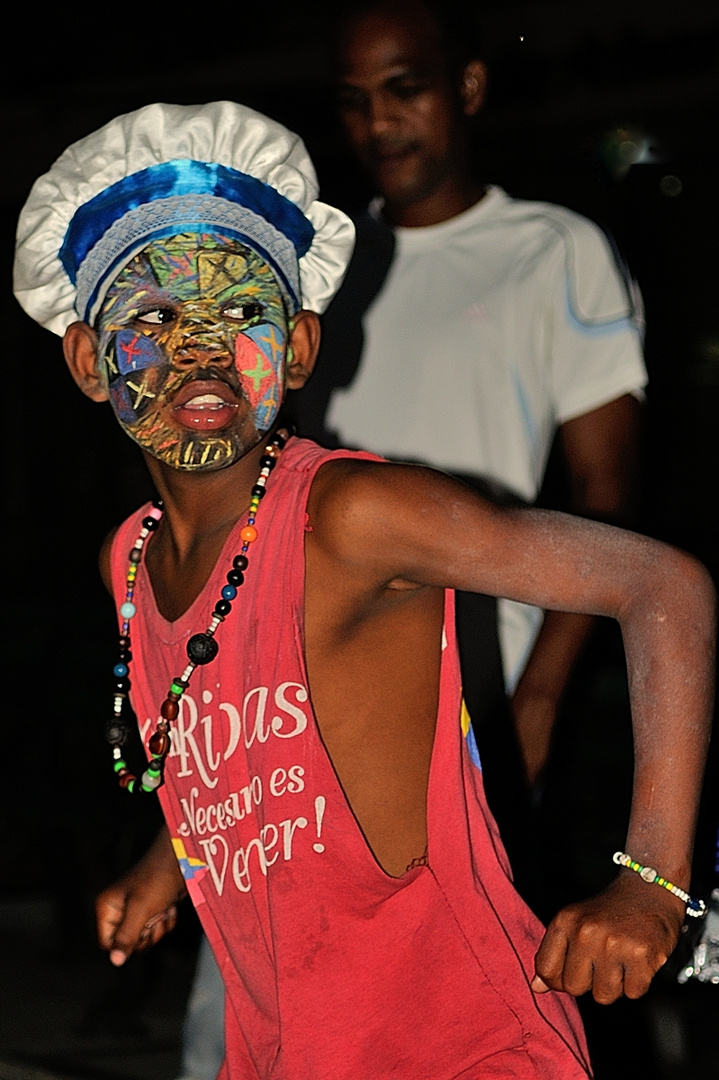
[1,2,717,1077]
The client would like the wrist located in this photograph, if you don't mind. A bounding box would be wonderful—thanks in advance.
[613,851,705,917]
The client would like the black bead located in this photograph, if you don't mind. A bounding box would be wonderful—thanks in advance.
[152,498,164,510]
[143,516,159,531]
[233,555,249,571]
[118,636,130,649]
[272,425,291,447]
[105,719,130,746]
[129,548,142,563]
[214,599,232,617]
[259,456,276,471]
[114,677,131,693]
[187,633,219,665]
[227,569,244,587]
[118,649,132,663]
[251,485,266,499]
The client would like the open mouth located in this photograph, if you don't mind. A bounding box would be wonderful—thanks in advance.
[172,379,240,431]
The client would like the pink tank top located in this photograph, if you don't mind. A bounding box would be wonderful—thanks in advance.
[111,437,590,1079]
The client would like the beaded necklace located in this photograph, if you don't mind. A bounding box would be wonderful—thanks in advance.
[105,429,291,795]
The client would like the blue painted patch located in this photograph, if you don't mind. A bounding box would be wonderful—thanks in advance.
[115,329,165,375]
[109,378,137,424]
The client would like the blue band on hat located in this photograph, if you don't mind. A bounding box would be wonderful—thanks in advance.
[60,159,315,282]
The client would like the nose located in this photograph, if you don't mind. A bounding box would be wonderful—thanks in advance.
[171,310,233,369]
[173,340,233,369]
[366,92,397,137]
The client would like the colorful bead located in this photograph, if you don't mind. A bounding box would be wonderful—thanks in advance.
[161,699,179,721]
[240,525,258,543]
[221,584,237,601]
[120,601,137,619]
[149,731,171,756]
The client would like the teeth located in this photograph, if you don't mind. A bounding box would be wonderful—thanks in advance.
[185,394,226,407]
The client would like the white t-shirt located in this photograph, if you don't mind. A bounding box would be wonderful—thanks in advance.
[326,187,647,687]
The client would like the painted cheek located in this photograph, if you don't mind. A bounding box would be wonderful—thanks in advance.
[234,325,285,429]
[105,331,168,425]
[115,329,167,375]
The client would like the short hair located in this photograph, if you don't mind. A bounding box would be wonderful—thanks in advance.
[335,0,485,74]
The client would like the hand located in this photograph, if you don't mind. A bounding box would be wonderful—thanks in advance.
[531,872,685,1003]
[96,827,187,966]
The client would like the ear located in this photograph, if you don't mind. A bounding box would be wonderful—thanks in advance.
[63,321,109,402]
[284,310,321,390]
[459,60,488,118]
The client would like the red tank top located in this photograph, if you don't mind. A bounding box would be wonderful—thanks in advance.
[111,437,590,1079]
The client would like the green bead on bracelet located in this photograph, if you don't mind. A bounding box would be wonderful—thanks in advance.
[613,851,706,917]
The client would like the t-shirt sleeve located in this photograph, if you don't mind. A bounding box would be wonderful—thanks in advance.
[547,213,647,424]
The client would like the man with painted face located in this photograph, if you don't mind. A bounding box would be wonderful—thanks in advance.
[291,0,648,801]
[14,102,714,1080]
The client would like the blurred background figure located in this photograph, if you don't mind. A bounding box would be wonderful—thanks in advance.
[289,0,646,871]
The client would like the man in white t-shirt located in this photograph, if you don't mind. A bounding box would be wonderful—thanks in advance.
[291,0,646,790]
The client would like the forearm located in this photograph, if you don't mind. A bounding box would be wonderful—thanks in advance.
[620,554,715,884]
[513,397,640,783]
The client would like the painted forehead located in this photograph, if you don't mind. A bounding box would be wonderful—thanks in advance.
[100,233,284,319]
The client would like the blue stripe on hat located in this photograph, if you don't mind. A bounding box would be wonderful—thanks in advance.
[60,159,315,283]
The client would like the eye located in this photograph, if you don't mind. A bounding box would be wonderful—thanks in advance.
[222,301,264,322]
[389,79,427,101]
[136,308,175,325]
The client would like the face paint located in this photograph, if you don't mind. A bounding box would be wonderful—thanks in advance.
[96,233,289,471]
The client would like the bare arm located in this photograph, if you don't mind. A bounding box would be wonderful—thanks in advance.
[512,394,642,785]
[312,460,715,1000]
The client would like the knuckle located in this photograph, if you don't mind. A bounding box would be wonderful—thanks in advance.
[575,921,600,946]
[594,987,620,1006]
[625,978,651,1000]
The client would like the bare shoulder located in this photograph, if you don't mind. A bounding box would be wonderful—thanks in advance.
[304,456,504,595]
[99,526,120,597]
[306,457,484,558]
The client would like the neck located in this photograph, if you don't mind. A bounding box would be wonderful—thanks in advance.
[383,176,486,229]
[142,435,272,562]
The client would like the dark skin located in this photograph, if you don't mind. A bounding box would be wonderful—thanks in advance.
[64,308,714,1005]
[336,0,642,785]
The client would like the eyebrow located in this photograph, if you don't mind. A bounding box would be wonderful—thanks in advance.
[337,60,436,90]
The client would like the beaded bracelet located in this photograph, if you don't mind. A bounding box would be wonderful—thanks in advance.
[613,852,706,917]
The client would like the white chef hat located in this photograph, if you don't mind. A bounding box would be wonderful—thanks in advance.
[14,101,355,335]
